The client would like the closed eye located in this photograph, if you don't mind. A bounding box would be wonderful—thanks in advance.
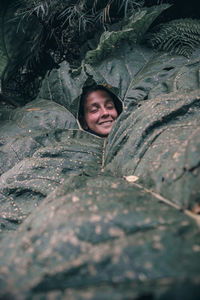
[106,105,114,110]
[90,109,98,113]
[89,106,99,113]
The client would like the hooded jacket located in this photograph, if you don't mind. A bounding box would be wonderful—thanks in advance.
[76,84,123,137]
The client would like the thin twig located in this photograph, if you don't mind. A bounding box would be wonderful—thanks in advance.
[132,182,200,227]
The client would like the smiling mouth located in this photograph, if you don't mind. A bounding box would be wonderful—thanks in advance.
[99,120,113,125]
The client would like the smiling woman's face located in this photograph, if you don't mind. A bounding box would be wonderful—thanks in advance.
[84,90,118,137]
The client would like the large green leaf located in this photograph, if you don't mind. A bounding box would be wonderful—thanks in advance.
[0,173,200,298]
[0,98,78,177]
[37,61,88,117]
[101,47,200,209]
[0,128,103,232]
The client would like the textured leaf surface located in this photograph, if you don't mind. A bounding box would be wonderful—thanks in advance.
[81,43,200,209]
[0,129,103,234]
[0,175,200,299]
[103,52,200,209]
[0,99,78,176]
[37,61,88,116]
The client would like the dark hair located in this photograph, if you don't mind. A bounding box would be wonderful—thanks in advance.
[78,84,122,127]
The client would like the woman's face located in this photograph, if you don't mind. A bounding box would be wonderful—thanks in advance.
[84,90,118,137]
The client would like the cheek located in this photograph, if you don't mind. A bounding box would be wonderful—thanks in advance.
[112,109,118,119]
[85,113,99,125]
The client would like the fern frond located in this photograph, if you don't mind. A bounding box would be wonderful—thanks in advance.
[147,18,200,57]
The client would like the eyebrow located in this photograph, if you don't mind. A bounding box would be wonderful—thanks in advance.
[87,100,114,111]
[88,99,114,107]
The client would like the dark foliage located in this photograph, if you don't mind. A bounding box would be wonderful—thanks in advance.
[147,18,200,57]
[15,0,145,65]
[0,0,199,105]
[1,0,146,104]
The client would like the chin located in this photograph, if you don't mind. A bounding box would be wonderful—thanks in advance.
[99,131,110,137]
[97,126,112,137]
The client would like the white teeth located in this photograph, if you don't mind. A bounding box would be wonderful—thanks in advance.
[100,121,112,124]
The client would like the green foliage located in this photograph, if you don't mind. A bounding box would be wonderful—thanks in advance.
[85,28,135,65]
[147,18,200,57]
[0,0,45,105]
[85,4,170,65]
[0,0,147,104]
[0,0,14,78]
[15,0,146,58]
[17,0,145,30]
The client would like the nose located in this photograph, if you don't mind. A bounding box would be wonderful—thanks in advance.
[101,107,109,117]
